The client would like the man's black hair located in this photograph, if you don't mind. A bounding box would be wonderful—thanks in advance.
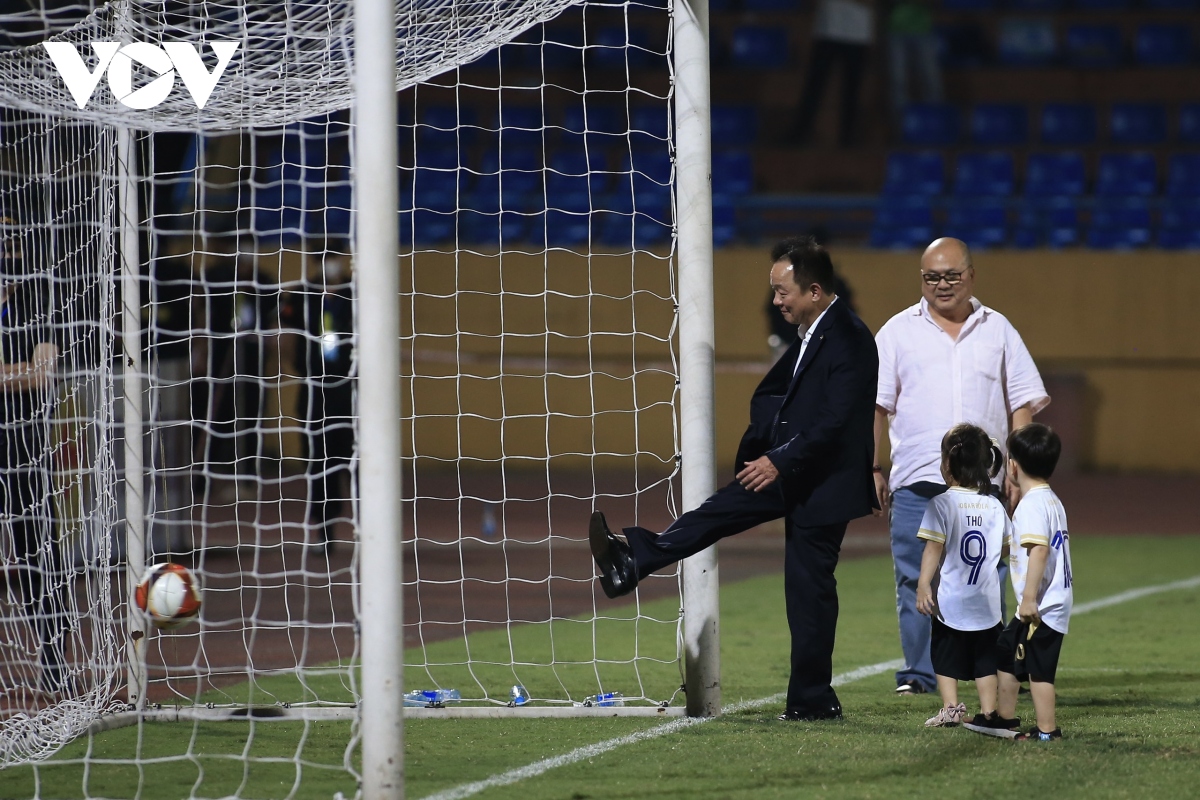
[770,236,835,294]
[1007,423,1062,481]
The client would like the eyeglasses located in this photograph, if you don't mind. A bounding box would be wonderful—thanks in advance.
[921,269,967,286]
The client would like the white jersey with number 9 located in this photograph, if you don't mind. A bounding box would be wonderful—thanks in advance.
[918,487,1013,631]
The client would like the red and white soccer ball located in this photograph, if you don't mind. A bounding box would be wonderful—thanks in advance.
[134,562,202,630]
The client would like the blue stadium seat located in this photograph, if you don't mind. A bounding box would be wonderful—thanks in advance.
[630,106,669,149]
[416,106,480,149]
[712,151,754,196]
[1144,0,1198,8]
[1095,153,1158,197]
[883,152,945,197]
[1041,104,1097,146]
[1158,199,1200,248]
[496,107,545,152]
[537,25,585,70]
[598,182,670,248]
[1064,25,1123,68]
[729,27,790,69]
[547,151,608,197]
[1072,0,1130,9]
[561,105,623,136]
[946,201,1008,249]
[712,195,737,246]
[560,104,624,155]
[320,184,354,236]
[589,26,655,70]
[711,106,759,148]
[1166,154,1200,197]
[1008,0,1062,8]
[870,197,935,249]
[1110,104,1167,145]
[954,152,1016,197]
[1179,104,1200,144]
[623,148,673,198]
[941,0,997,9]
[1086,199,1151,249]
[902,104,959,146]
[742,0,802,10]
[997,19,1057,66]
[472,149,545,214]
[540,192,593,248]
[970,104,1029,146]
[1014,198,1079,249]
[1025,153,1087,197]
[1134,24,1193,67]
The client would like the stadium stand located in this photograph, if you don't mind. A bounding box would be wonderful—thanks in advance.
[248,2,1200,247]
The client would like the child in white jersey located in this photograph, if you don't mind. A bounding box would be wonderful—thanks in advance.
[916,424,1011,728]
[971,423,1073,741]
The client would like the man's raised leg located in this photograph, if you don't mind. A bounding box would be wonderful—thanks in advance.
[590,480,785,598]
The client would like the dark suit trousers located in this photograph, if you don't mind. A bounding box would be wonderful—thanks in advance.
[623,479,848,712]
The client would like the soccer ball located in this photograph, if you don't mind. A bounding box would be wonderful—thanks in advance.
[134,562,202,630]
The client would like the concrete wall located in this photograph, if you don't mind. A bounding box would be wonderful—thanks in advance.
[256,246,1198,474]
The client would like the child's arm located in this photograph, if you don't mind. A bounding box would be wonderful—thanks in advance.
[1018,543,1050,624]
[916,540,943,617]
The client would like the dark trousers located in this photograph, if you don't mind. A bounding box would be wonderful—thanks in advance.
[4,461,66,692]
[301,383,355,538]
[793,39,869,146]
[623,480,848,712]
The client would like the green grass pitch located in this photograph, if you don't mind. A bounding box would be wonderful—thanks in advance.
[3,536,1197,799]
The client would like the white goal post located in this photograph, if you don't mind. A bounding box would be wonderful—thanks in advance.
[0,0,721,793]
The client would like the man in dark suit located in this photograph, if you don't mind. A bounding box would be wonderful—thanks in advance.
[590,236,879,720]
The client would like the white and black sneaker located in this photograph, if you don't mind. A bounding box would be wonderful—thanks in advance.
[964,711,1021,738]
[895,681,929,696]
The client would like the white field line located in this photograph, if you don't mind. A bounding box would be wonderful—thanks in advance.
[420,574,1200,800]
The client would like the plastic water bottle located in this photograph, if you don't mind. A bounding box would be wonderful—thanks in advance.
[584,691,624,707]
[481,507,497,538]
[403,688,461,707]
[509,685,530,706]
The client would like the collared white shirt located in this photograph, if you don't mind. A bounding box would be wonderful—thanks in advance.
[876,297,1050,491]
[793,296,837,376]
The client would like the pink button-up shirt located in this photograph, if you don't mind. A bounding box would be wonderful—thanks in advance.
[876,297,1050,492]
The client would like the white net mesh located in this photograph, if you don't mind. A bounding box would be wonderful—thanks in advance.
[0,0,684,789]
[0,108,126,768]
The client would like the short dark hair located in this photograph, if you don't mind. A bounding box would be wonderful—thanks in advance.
[770,236,834,293]
[1007,423,1061,480]
[942,423,1002,494]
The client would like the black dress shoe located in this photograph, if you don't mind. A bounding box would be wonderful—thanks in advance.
[777,706,843,722]
[589,511,638,599]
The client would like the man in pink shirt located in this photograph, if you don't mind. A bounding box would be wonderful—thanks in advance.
[874,238,1049,696]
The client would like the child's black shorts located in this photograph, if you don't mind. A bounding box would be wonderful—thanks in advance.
[995,616,1065,683]
[930,618,1003,681]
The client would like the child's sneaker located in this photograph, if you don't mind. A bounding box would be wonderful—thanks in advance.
[1015,727,1062,741]
[924,703,967,727]
[963,711,1021,739]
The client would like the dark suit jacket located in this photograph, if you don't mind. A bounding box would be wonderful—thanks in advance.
[734,297,879,527]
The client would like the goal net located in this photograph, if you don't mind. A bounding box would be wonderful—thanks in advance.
[0,0,687,790]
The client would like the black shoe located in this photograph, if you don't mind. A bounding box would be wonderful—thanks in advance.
[589,511,638,599]
[778,705,843,722]
[963,711,1021,739]
[1015,726,1062,741]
